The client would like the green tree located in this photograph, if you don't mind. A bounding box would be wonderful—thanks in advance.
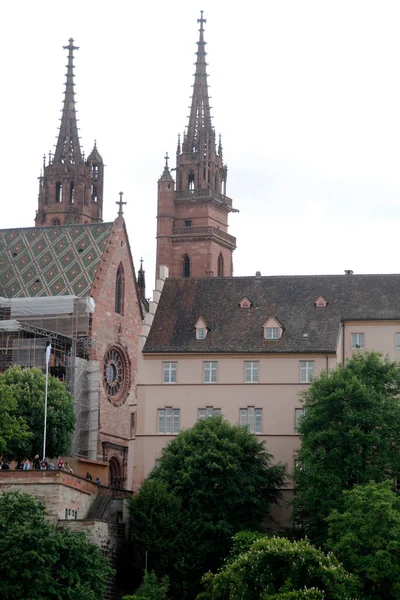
[130,416,285,599]
[129,479,188,587]
[199,534,360,600]
[123,571,169,600]
[293,352,400,544]
[0,366,75,458]
[0,383,32,457]
[327,481,400,599]
[0,491,112,600]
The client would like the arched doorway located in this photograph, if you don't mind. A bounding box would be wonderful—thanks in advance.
[108,456,124,489]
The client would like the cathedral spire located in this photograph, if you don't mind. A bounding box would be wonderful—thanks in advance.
[35,39,104,227]
[53,39,82,165]
[182,11,213,155]
[155,12,237,281]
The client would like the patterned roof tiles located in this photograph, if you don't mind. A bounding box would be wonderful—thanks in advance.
[0,223,113,298]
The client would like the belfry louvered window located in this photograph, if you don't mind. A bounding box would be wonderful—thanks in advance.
[115,263,125,315]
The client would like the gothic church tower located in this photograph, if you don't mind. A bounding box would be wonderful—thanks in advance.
[156,13,237,279]
[35,39,104,227]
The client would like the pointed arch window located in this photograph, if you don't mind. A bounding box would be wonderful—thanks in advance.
[188,170,195,190]
[183,255,191,278]
[218,253,224,277]
[115,263,125,315]
[69,182,75,203]
[56,181,62,203]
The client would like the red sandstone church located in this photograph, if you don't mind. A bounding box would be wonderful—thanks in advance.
[2,15,400,527]
[0,39,144,487]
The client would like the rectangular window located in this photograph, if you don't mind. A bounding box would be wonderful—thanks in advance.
[198,407,221,419]
[65,508,68,520]
[300,361,314,383]
[184,220,192,227]
[203,361,217,383]
[295,408,304,432]
[245,361,259,383]
[158,408,180,434]
[396,333,400,350]
[240,407,262,434]
[131,413,136,437]
[351,333,364,350]
[163,362,177,384]
[197,328,206,340]
[265,327,279,339]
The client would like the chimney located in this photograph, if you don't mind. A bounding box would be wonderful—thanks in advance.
[344,270,354,275]
[255,271,261,278]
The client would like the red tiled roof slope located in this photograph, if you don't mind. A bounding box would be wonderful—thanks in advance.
[144,274,400,354]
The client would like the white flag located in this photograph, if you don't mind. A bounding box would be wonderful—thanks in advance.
[45,341,51,366]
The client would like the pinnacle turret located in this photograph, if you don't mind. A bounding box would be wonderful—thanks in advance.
[53,39,82,165]
[159,152,173,181]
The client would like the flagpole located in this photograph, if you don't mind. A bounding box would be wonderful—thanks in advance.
[43,341,51,460]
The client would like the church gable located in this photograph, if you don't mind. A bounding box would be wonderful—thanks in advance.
[0,223,113,298]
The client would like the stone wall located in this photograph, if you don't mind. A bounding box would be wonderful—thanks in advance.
[0,470,98,522]
[59,519,126,600]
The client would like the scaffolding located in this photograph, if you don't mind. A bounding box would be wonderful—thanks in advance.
[0,296,99,460]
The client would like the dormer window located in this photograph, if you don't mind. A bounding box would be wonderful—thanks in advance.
[195,317,208,340]
[263,317,283,340]
[315,296,328,308]
[239,297,252,309]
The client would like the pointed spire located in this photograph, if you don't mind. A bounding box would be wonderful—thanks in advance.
[183,11,213,154]
[159,152,173,181]
[177,133,181,155]
[87,139,103,163]
[218,134,223,157]
[137,258,147,304]
[53,39,83,165]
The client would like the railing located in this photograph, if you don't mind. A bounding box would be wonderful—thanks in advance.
[172,226,236,247]
[175,189,233,207]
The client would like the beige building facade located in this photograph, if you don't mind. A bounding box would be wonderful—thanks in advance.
[129,272,400,524]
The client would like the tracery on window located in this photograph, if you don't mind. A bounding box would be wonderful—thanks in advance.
[103,344,131,406]
[183,255,190,278]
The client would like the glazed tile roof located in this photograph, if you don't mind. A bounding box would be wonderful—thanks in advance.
[0,223,113,297]
[144,274,400,354]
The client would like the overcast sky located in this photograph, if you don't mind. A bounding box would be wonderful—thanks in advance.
[2,0,400,285]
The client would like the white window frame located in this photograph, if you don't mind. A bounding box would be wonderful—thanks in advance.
[240,407,262,434]
[158,407,180,434]
[197,328,206,340]
[245,361,259,383]
[198,407,221,419]
[396,333,400,350]
[163,361,177,384]
[351,333,364,350]
[295,408,304,432]
[203,361,217,383]
[300,361,314,383]
[265,327,279,339]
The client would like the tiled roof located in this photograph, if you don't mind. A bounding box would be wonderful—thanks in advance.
[144,274,400,354]
[0,223,113,297]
